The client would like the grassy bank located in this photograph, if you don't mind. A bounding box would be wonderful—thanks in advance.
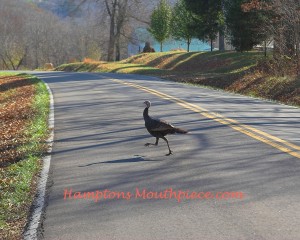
[56,51,300,107]
[0,73,50,239]
[56,51,260,75]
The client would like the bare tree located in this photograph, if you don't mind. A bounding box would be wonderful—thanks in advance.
[268,0,300,74]
[0,0,158,69]
[0,0,28,70]
[102,0,150,61]
[0,0,104,70]
[242,0,300,74]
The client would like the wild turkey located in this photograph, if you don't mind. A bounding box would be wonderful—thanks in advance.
[143,100,188,156]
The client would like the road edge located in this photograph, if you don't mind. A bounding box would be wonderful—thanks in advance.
[23,80,54,240]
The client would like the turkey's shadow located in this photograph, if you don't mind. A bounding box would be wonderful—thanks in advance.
[78,157,159,167]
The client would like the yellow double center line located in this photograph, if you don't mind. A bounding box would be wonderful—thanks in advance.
[112,79,300,159]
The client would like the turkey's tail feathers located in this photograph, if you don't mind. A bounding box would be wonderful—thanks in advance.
[174,127,188,134]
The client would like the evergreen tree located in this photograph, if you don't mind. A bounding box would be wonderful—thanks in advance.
[224,0,268,52]
[184,0,224,51]
[148,0,172,52]
[170,0,197,52]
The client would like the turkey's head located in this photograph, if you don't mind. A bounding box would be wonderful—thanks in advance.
[144,100,151,108]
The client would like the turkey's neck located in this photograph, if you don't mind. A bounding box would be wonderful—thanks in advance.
[143,107,150,120]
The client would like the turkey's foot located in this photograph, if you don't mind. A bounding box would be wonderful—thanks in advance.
[145,143,157,147]
[166,151,173,156]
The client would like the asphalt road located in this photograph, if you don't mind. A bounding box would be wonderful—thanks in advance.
[31,72,300,240]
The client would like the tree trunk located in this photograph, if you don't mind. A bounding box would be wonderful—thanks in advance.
[16,48,27,70]
[296,25,299,75]
[35,48,39,69]
[107,16,116,62]
[219,32,225,51]
[105,0,117,62]
[210,39,213,52]
[285,30,295,57]
[0,55,9,70]
[160,42,163,52]
[115,35,121,61]
[187,38,191,52]
[16,56,24,70]
[264,41,267,57]
[7,56,16,70]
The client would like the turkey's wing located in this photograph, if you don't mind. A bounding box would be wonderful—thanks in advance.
[150,120,174,131]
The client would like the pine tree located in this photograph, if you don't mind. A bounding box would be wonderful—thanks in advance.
[184,0,224,51]
[224,0,268,52]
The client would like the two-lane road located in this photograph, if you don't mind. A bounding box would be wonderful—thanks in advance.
[29,72,300,239]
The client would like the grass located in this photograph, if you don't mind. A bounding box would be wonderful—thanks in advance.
[56,61,166,75]
[0,73,49,240]
[56,51,263,75]
[96,62,166,75]
[122,51,263,74]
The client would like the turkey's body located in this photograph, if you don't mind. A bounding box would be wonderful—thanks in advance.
[143,103,188,155]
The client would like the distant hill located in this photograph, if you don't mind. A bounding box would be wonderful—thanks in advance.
[26,0,89,18]
[27,0,177,18]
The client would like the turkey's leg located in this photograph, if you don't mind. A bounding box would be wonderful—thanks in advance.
[145,137,159,147]
[162,136,173,156]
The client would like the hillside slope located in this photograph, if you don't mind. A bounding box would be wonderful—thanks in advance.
[56,51,300,107]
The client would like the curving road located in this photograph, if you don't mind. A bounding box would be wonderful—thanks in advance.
[29,72,300,239]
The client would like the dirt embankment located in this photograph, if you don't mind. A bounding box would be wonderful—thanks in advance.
[0,76,36,167]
